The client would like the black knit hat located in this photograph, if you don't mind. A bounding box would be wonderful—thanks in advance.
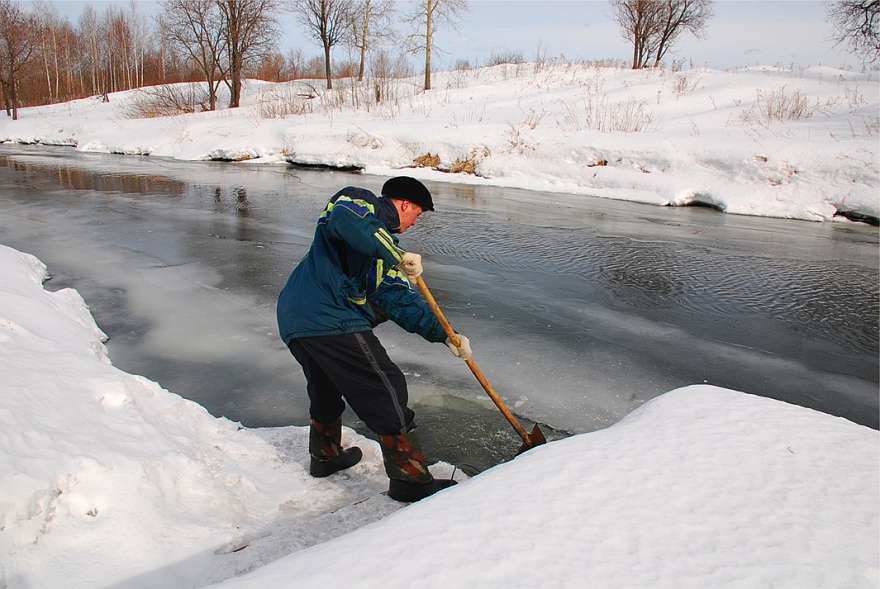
[381,176,434,211]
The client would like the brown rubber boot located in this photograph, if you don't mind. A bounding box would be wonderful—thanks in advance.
[379,429,457,502]
[309,419,362,478]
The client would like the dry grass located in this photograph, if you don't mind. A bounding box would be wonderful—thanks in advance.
[449,147,490,174]
[411,148,489,175]
[670,73,701,98]
[122,85,211,118]
[413,153,440,168]
[256,83,317,118]
[739,85,819,127]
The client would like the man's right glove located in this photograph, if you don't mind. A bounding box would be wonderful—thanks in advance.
[397,252,423,279]
[445,334,472,360]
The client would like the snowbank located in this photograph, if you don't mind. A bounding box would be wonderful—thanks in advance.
[1,243,877,588]
[216,386,880,589]
[1,64,877,224]
[0,244,413,588]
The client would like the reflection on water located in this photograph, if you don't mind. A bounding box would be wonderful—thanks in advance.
[3,148,878,361]
[0,146,877,469]
[5,156,189,197]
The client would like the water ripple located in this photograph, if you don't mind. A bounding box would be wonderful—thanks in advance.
[417,210,879,356]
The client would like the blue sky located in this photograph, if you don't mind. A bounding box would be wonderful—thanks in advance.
[34,1,862,71]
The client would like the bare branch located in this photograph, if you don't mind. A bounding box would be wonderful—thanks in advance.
[827,0,880,64]
[611,0,712,69]
[0,0,39,118]
[403,0,470,90]
[159,0,227,110]
[291,0,358,89]
[217,0,280,107]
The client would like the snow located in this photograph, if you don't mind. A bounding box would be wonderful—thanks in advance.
[1,244,877,588]
[0,63,878,588]
[0,64,877,223]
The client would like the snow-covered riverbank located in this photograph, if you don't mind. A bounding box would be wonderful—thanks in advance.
[2,60,878,588]
[1,63,877,224]
[1,242,877,588]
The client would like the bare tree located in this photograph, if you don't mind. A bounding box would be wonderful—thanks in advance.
[56,19,79,99]
[292,0,357,89]
[405,0,469,91]
[217,0,280,107]
[0,0,38,119]
[611,0,663,70]
[78,5,102,95]
[611,0,712,69]
[33,1,61,102]
[125,1,151,89]
[828,0,880,64]
[159,0,228,110]
[106,5,132,91]
[349,0,394,82]
[650,0,712,67]
[78,4,125,96]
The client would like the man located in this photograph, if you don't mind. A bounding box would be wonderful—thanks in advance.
[277,176,472,503]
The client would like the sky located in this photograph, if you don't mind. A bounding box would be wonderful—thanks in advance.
[0,56,878,588]
[433,1,857,71]
[29,0,865,72]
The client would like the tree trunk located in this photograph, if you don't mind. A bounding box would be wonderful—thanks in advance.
[207,74,217,111]
[90,37,98,94]
[358,3,370,82]
[41,27,52,101]
[230,70,242,108]
[424,0,433,91]
[228,41,241,108]
[10,79,19,120]
[324,42,332,89]
[52,29,59,98]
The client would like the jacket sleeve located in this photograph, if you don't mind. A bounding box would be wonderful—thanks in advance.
[324,194,405,268]
[369,270,447,343]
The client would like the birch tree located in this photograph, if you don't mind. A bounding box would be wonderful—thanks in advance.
[78,5,110,96]
[125,1,151,89]
[349,0,394,82]
[405,0,469,91]
[33,1,61,102]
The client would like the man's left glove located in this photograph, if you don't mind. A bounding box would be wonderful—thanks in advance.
[445,335,472,360]
[397,252,423,279]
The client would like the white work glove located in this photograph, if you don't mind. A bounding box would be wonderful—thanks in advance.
[397,251,423,279]
[445,334,472,360]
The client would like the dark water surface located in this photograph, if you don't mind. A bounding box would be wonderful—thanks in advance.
[1,146,876,470]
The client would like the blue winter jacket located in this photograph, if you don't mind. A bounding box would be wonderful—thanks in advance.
[277,186,446,345]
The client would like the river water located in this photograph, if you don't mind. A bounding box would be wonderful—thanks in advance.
[1,146,877,471]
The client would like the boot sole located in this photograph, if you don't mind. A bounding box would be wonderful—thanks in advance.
[388,478,457,502]
[310,447,363,477]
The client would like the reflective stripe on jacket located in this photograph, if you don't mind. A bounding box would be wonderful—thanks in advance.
[277,186,445,344]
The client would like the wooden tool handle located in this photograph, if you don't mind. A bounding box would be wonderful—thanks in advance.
[415,276,532,445]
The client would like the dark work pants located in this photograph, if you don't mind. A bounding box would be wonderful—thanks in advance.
[288,331,416,435]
